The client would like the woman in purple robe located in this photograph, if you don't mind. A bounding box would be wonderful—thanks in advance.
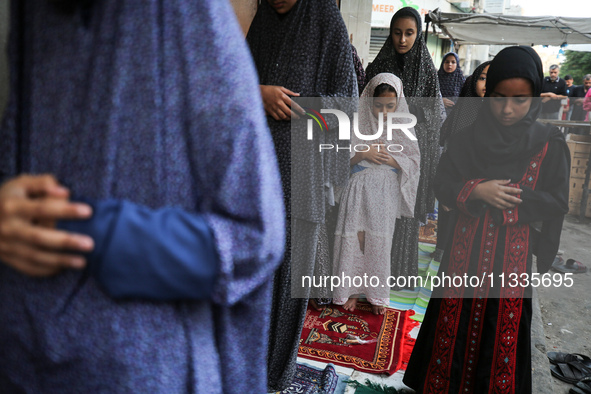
[0,0,284,393]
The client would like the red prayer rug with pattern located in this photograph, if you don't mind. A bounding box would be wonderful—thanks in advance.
[297,302,419,375]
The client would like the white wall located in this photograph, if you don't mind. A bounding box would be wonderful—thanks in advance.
[340,0,373,67]
[229,0,258,36]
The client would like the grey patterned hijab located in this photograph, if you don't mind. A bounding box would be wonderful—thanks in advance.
[248,0,358,98]
[247,0,358,223]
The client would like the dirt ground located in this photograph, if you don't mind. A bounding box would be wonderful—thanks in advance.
[534,214,591,393]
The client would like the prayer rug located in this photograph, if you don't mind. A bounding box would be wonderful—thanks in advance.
[277,363,344,394]
[298,303,418,375]
[418,219,438,244]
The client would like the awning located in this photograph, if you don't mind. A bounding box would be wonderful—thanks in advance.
[564,44,591,52]
[427,9,591,46]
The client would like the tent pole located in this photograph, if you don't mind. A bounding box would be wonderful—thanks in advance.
[424,14,431,43]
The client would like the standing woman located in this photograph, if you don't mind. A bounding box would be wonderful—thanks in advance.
[246,0,358,391]
[365,7,443,284]
[435,61,491,261]
[439,61,491,148]
[438,52,465,115]
[403,46,569,393]
[0,0,285,393]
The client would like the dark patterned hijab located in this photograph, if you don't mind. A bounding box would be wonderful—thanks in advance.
[365,7,440,100]
[247,0,358,223]
[461,61,491,98]
[247,0,357,98]
[446,46,563,181]
[364,6,443,220]
[438,52,465,99]
[439,61,491,146]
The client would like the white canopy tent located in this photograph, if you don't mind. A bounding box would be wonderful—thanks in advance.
[564,44,591,52]
[427,9,591,47]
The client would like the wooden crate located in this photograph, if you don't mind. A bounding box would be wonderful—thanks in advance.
[567,134,591,217]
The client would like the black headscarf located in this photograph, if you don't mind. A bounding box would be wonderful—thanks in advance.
[446,46,562,181]
[439,61,491,146]
[364,7,443,220]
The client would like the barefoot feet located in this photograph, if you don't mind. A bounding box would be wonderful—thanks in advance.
[342,297,358,312]
[372,304,385,315]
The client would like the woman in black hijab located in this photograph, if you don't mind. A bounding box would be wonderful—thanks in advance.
[247,0,358,390]
[434,61,492,261]
[439,60,492,148]
[403,46,569,393]
[365,7,443,285]
[459,60,491,98]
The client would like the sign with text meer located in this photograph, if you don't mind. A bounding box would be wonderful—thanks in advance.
[370,0,444,28]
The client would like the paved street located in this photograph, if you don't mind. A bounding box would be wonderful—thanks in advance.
[533,214,591,393]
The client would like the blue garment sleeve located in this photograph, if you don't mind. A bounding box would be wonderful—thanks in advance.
[57,0,286,306]
[58,200,219,300]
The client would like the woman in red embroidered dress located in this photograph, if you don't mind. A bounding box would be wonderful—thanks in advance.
[403,46,570,393]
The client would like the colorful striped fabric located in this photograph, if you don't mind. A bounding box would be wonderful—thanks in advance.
[389,243,440,322]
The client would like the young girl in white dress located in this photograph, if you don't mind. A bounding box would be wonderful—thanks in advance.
[332,73,421,315]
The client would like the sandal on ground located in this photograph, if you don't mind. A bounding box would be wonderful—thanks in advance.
[551,360,591,384]
[570,376,591,394]
[551,256,564,269]
[548,352,591,368]
[552,258,588,274]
